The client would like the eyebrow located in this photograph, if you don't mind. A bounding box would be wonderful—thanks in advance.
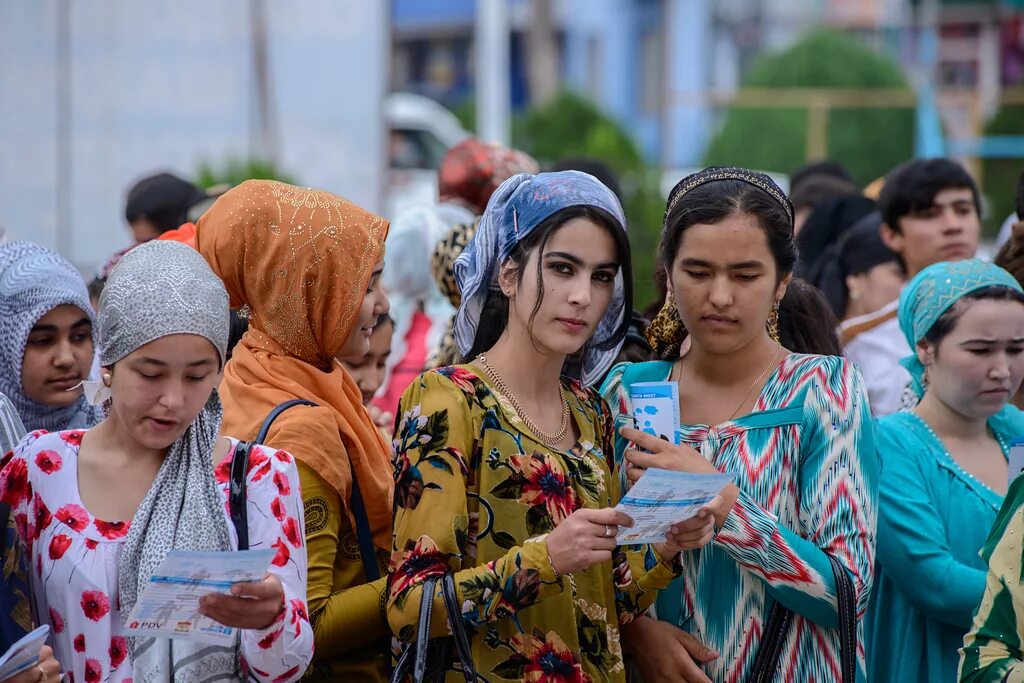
[29,318,92,334]
[960,338,1024,345]
[134,357,217,368]
[544,251,619,270]
[679,258,766,270]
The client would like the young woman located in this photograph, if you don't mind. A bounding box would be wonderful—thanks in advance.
[196,180,394,681]
[388,171,715,682]
[0,240,312,682]
[600,167,878,682]
[866,259,1024,682]
[339,315,395,436]
[0,242,102,433]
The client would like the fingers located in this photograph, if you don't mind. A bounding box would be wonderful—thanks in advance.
[230,574,282,600]
[624,448,661,471]
[677,629,719,663]
[625,462,645,485]
[582,507,634,528]
[618,426,668,452]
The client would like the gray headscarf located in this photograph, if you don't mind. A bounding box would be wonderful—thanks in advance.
[0,241,102,432]
[98,241,238,682]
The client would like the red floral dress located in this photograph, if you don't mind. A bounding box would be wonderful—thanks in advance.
[0,430,313,683]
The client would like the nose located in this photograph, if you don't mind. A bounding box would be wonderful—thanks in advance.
[567,274,592,308]
[158,378,187,411]
[376,289,391,318]
[942,206,966,234]
[990,354,1011,380]
[708,275,733,309]
[52,337,75,369]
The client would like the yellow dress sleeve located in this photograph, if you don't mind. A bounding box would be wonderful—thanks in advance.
[298,461,389,656]
[388,370,565,642]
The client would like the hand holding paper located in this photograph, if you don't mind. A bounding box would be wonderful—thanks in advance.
[614,468,734,546]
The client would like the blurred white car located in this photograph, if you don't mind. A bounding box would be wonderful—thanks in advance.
[384,93,470,219]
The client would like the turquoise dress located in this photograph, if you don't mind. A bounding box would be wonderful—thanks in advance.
[866,407,1024,682]
[601,354,878,682]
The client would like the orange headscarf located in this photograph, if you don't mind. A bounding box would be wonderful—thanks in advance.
[195,180,393,547]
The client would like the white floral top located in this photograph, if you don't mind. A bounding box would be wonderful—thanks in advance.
[0,429,313,683]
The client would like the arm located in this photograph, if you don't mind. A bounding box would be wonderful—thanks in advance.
[960,478,1024,683]
[714,358,878,627]
[237,447,314,683]
[298,461,389,656]
[874,424,985,628]
[387,371,564,642]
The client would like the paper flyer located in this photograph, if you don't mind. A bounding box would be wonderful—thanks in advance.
[124,549,274,645]
[0,625,50,679]
[615,468,734,545]
[1010,440,1024,487]
[628,381,680,444]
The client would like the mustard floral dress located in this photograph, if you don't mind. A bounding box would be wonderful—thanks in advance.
[387,365,681,682]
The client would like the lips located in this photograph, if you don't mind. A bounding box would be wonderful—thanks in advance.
[701,315,737,328]
[145,417,180,432]
[47,375,81,390]
[557,318,587,333]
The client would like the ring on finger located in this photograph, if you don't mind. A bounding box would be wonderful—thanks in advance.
[603,524,613,538]
[37,665,46,681]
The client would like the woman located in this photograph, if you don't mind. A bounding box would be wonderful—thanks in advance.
[959,475,1024,681]
[0,242,102,433]
[866,259,1024,682]
[600,167,878,682]
[196,180,394,681]
[0,240,311,682]
[388,171,713,682]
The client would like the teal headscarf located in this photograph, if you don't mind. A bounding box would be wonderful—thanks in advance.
[898,258,1023,397]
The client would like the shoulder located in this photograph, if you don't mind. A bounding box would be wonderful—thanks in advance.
[215,439,300,494]
[990,404,1024,440]
[399,365,487,412]
[839,299,900,347]
[781,353,861,390]
[566,379,610,419]
[597,360,673,413]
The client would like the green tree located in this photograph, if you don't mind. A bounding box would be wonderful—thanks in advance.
[703,29,915,185]
[981,106,1024,236]
[195,157,298,190]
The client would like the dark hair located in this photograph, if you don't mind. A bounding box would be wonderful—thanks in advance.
[550,157,622,202]
[1015,169,1024,219]
[923,286,1024,348]
[465,205,633,360]
[87,276,106,304]
[877,158,981,233]
[789,161,855,195]
[375,313,394,329]
[660,178,797,282]
[125,172,205,234]
[778,278,842,356]
[226,309,249,362]
[789,174,860,213]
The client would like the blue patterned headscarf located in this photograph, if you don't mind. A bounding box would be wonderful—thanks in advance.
[453,171,628,386]
[898,258,1023,397]
[0,241,101,432]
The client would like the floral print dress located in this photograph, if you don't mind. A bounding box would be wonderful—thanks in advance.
[388,365,681,683]
[0,430,313,683]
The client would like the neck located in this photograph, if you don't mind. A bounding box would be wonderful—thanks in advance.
[684,334,782,386]
[89,414,167,468]
[479,329,566,401]
[914,392,991,441]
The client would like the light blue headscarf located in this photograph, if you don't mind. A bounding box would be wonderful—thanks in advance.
[0,241,102,432]
[452,170,628,386]
[898,258,1023,397]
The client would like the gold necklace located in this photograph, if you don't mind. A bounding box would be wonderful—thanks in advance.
[477,353,571,445]
[673,347,785,421]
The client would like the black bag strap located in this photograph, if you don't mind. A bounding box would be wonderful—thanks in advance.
[390,574,476,683]
[749,554,857,683]
[230,399,317,551]
[351,474,382,582]
[0,502,10,563]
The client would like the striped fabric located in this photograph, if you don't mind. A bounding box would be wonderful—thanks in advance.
[0,392,25,457]
[602,353,878,682]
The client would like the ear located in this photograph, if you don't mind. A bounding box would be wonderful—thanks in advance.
[497,259,518,298]
[101,366,113,386]
[775,272,793,302]
[880,222,904,255]
[916,340,935,368]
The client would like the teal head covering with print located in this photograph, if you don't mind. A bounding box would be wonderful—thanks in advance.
[898,258,1023,397]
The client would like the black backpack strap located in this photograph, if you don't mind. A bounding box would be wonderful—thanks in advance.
[230,399,318,551]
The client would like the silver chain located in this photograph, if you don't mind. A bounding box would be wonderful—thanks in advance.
[477,353,571,445]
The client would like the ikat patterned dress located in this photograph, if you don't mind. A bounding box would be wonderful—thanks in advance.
[0,430,313,683]
[387,365,682,683]
[601,354,878,682]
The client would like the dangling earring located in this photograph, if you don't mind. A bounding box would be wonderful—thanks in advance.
[767,300,781,345]
[646,290,687,360]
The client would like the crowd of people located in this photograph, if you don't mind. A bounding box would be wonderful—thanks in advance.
[0,136,1023,683]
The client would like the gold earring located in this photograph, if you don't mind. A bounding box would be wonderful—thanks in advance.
[102,373,111,386]
[645,290,687,360]
[767,300,781,344]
